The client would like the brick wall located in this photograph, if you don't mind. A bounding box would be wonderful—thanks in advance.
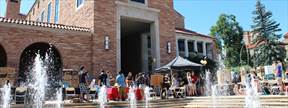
[149,0,176,65]
[0,23,93,74]
[5,0,25,19]
[175,10,185,29]
[93,0,118,76]
[26,0,94,29]
[91,0,177,76]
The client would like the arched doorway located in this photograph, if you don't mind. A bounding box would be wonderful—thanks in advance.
[18,42,62,89]
[0,44,7,67]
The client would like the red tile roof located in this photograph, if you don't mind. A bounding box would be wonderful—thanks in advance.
[175,28,214,39]
[0,17,91,32]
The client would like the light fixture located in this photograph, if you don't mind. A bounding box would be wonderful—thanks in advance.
[200,56,208,65]
[167,42,171,54]
[104,36,110,50]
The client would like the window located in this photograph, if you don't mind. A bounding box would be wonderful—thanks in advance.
[197,42,203,53]
[37,1,40,8]
[36,18,40,22]
[206,43,213,59]
[188,41,195,53]
[10,0,18,3]
[41,11,45,22]
[32,9,34,15]
[76,0,84,8]
[177,39,185,57]
[47,3,51,23]
[54,0,59,23]
[131,0,145,4]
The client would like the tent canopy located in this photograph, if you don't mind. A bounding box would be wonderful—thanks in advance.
[156,56,202,71]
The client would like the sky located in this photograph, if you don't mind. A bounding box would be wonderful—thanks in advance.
[0,0,287,36]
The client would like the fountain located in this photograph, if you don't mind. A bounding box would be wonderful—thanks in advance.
[98,85,107,108]
[26,53,48,108]
[1,81,11,108]
[128,86,136,108]
[144,86,150,108]
[55,88,63,108]
[245,75,261,108]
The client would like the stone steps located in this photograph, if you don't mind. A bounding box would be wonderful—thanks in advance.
[185,95,288,108]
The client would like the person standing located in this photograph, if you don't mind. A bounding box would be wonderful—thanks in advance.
[191,71,198,96]
[276,60,284,93]
[126,72,133,87]
[186,72,193,96]
[161,74,170,99]
[78,65,89,102]
[116,71,126,101]
[98,70,108,86]
[106,71,111,87]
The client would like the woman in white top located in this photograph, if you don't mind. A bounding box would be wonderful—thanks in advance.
[171,74,179,89]
[186,72,193,96]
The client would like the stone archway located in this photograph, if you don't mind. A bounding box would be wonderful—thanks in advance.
[18,42,62,88]
[0,44,7,67]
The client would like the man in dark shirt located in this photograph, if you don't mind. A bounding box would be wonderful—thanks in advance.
[98,70,108,86]
[78,65,89,102]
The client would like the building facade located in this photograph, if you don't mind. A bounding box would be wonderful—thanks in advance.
[1,0,216,84]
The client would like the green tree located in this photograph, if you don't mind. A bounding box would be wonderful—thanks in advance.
[210,14,248,67]
[251,0,286,66]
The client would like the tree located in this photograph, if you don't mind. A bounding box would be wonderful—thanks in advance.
[251,0,286,66]
[210,14,248,67]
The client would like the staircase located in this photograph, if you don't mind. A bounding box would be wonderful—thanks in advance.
[185,95,288,108]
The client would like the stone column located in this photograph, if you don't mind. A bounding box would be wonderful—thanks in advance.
[141,33,149,73]
[184,39,188,57]
[194,40,198,53]
[203,42,207,56]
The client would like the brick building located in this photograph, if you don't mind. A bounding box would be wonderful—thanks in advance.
[0,0,216,85]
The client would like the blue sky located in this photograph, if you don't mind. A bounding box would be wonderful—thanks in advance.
[0,0,287,35]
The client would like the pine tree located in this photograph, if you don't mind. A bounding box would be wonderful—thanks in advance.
[251,0,285,66]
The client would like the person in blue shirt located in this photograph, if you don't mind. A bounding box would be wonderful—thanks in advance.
[276,60,284,93]
[116,71,126,101]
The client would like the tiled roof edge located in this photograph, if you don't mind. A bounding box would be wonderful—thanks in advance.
[0,17,91,32]
[175,28,214,39]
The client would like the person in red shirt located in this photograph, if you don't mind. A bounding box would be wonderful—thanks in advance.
[191,71,198,96]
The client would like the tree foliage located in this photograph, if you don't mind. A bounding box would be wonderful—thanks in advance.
[251,0,285,66]
[210,14,248,67]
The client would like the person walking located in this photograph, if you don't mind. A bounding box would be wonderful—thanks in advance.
[78,65,89,102]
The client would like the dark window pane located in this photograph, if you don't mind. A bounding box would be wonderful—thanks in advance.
[178,39,185,51]
[197,42,203,53]
[131,0,145,4]
[188,41,194,53]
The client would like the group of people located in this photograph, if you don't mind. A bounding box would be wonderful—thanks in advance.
[232,60,287,96]
[77,65,150,102]
[161,71,199,98]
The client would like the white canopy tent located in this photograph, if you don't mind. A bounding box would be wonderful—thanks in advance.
[156,56,203,71]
